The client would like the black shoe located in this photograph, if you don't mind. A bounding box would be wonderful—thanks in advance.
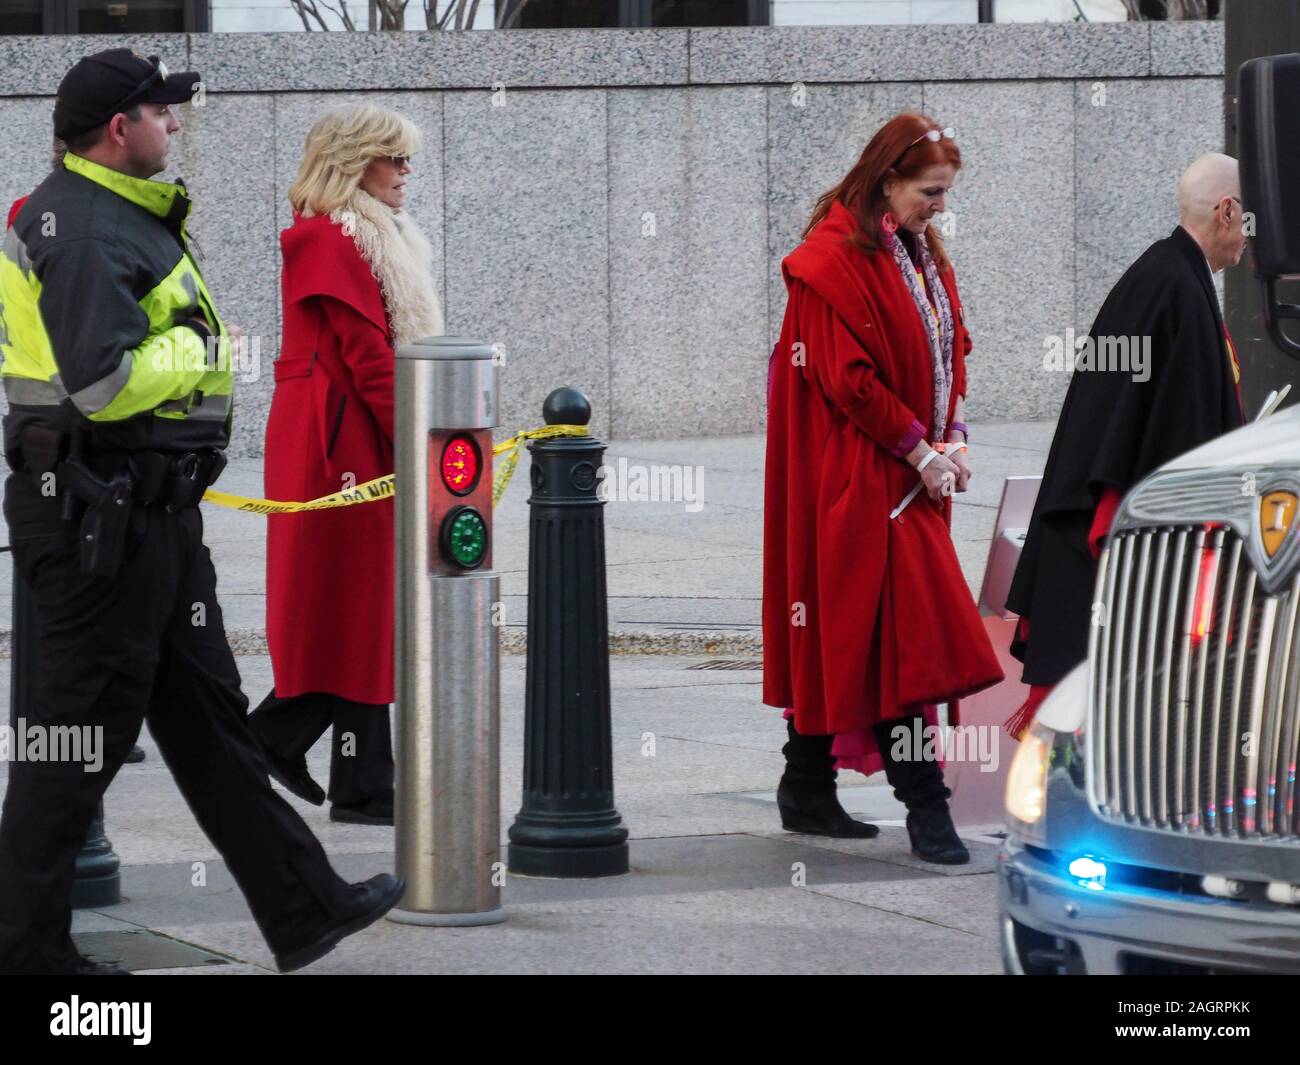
[273,874,406,973]
[264,750,326,807]
[777,780,880,838]
[329,792,394,826]
[124,746,146,764]
[905,805,970,865]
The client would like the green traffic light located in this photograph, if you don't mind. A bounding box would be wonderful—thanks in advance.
[443,506,488,569]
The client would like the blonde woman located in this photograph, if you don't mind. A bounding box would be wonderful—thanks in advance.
[248,105,444,825]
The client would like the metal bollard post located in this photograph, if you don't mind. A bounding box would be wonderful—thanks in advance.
[9,562,120,908]
[507,388,629,878]
[388,336,506,926]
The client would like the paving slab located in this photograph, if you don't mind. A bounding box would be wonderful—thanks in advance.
[84,839,999,976]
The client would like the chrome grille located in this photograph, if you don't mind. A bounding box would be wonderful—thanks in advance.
[1088,525,1300,840]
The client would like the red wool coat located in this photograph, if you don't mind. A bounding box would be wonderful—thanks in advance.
[763,200,1003,736]
[265,213,396,705]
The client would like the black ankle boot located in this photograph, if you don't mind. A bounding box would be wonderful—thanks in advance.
[778,783,881,838]
[872,716,969,865]
[903,804,969,865]
[777,720,879,839]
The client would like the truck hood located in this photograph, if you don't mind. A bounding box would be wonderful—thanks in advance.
[1161,402,1300,473]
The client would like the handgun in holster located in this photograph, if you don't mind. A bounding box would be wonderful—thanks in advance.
[57,433,134,579]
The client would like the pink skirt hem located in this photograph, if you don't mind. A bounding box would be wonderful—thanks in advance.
[781,705,942,778]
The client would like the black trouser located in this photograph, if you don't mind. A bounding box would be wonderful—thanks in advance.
[0,472,354,973]
[248,691,393,806]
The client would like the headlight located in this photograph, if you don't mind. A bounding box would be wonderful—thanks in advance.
[1004,664,1090,842]
[1006,723,1052,839]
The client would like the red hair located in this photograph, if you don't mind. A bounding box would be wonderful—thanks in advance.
[803,111,962,273]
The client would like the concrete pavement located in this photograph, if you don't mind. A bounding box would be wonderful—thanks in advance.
[0,421,1053,974]
[45,655,1007,975]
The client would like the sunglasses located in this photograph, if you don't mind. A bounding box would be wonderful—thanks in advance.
[108,56,169,118]
[890,126,955,169]
[386,155,412,168]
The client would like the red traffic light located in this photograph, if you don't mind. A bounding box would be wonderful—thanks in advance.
[440,434,481,496]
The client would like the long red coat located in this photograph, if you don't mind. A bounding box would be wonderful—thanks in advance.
[763,200,1002,736]
[265,213,396,705]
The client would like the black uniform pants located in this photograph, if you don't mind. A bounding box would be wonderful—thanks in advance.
[0,473,354,973]
[248,690,393,806]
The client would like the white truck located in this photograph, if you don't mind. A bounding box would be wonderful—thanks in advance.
[1000,405,1300,974]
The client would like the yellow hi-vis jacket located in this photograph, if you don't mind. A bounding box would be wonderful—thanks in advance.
[0,151,233,457]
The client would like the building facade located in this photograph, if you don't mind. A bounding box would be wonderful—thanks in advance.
[4,2,1205,36]
[0,22,1224,452]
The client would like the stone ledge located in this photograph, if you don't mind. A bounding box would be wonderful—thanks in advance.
[190,28,689,92]
[1150,17,1224,78]
[0,23,1222,99]
[690,23,1154,84]
[0,33,190,96]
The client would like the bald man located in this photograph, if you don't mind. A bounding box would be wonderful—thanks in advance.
[1004,153,1248,736]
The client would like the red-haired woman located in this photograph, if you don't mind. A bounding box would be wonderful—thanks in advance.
[764,113,1003,864]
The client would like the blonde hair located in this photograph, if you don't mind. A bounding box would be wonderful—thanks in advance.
[288,104,422,217]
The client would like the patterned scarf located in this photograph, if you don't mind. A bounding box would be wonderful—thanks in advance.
[886,229,953,441]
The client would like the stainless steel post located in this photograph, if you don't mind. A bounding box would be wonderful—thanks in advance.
[388,336,505,926]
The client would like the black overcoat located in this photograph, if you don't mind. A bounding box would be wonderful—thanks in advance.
[1007,225,1245,685]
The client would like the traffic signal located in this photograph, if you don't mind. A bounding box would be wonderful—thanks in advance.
[430,429,492,573]
[393,335,504,926]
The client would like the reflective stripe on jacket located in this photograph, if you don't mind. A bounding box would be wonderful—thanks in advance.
[0,151,233,455]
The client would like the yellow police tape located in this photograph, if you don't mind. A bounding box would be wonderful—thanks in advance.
[199,424,590,515]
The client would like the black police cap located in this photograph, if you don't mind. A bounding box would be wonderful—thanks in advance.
[54,48,200,142]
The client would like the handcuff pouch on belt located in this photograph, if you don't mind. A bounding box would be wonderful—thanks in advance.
[158,449,227,511]
[120,449,224,511]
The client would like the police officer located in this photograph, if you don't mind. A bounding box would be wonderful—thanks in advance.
[0,49,404,974]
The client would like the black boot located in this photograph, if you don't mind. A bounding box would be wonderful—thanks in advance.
[872,716,969,865]
[777,720,879,839]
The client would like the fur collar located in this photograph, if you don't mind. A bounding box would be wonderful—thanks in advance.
[328,189,444,347]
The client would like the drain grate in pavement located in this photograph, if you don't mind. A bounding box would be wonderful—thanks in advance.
[687,659,764,671]
[74,930,233,972]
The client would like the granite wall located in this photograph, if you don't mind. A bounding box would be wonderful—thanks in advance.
[0,22,1224,454]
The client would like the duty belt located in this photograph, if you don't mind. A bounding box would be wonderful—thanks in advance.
[82,448,228,511]
[9,424,228,578]
[61,447,225,579]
